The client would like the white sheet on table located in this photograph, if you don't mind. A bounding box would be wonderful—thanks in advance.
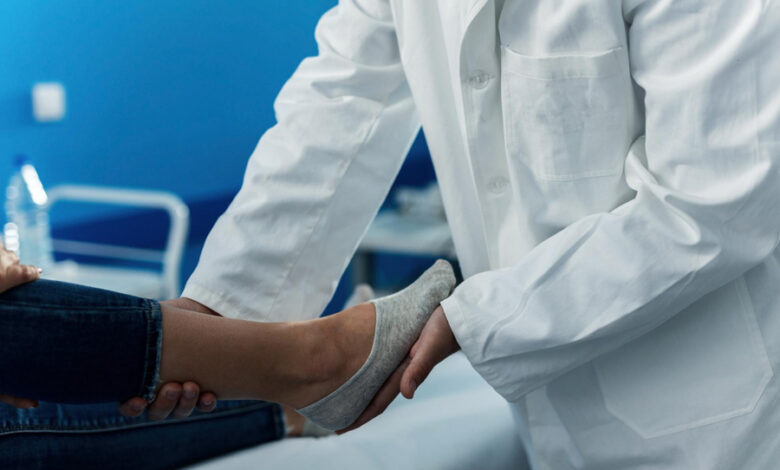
[188,353,529,470]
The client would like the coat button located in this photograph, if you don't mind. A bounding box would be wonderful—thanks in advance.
[467,70,492,90]
[487,176,509,194]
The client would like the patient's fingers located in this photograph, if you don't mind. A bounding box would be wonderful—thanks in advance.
[11,264,40,284]
[337,356,411,434]
[0,250,20,273]
[196,392,217,413]
[118,396,149,418]
[147,382,182,421]
[0,264,40,293]
[0,394,39,409]
[172,381,199,418]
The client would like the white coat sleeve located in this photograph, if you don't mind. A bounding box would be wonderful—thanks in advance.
[441,0,780,401]
[182,0,418,321]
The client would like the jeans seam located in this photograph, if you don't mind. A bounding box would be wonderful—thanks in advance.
[138,299,162,402]
[0,304,145,310]
[0,403,279,435]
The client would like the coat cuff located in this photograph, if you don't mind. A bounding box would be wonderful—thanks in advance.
[440,296,518,402]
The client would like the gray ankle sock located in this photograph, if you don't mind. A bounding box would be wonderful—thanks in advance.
[296,259,456,431]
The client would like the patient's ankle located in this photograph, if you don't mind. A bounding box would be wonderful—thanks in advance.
[281,305,375,408]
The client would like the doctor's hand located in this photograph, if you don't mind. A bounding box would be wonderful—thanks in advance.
[118,382,218,420]
[399,305,460,399]
[338,305,459,433]
[118,297,221,419]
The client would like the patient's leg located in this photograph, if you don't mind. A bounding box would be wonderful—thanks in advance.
[0,260,454,432]
[0,279,367,406]
[158,301,377,408]
[159,260,456,429]
[0,279,165,404]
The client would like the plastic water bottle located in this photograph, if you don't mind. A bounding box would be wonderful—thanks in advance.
[4,155,54,269]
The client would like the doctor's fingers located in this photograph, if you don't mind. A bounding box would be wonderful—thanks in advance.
[400,307,460,399]
[196,391,217,413]
[337,356,411,434]
[0,394,39,409]
[145,382,183,420]
[171,381,202,418]
[118,387,218,419]
[148,382,216,420]
[118,396,148,418]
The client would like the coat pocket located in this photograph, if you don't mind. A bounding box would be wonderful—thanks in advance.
[501,47,631,181]
[594,277,773,439]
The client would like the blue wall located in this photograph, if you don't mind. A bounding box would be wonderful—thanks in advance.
[0,0,442,311]
[0,0,342,223]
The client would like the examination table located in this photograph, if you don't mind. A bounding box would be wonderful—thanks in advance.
[188,352,529,470]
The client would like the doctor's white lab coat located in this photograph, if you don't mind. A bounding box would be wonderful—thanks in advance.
[184,0,780,468]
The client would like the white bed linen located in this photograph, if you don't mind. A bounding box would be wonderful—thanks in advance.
[188,353,529,470]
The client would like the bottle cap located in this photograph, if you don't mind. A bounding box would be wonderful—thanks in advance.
[14,154,29,167]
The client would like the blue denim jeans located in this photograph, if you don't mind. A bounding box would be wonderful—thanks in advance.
[0,280,285,469]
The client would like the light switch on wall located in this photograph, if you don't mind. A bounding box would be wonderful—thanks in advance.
[32,82,66,122]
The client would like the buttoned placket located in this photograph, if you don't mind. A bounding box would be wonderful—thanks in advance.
[457,0,519,269]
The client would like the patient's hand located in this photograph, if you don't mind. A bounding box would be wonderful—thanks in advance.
[0,242,43,409]
[0,241,40,293]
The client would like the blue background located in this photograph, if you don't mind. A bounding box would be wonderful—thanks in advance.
[1,0,336,209]
[0,0,440,311]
